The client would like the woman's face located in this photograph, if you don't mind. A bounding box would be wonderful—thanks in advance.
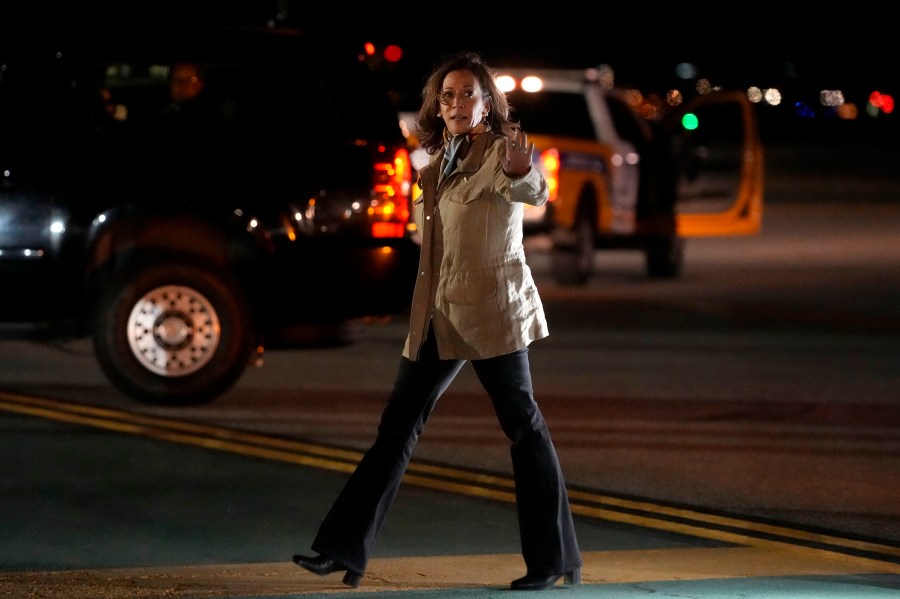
[439,69,490,137]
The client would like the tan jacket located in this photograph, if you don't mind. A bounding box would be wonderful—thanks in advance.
[402,132,549,361]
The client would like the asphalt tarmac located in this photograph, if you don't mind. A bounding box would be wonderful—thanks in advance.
[2,137,900,597]
[2,391,899,598]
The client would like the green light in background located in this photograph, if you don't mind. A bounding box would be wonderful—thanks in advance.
[681,112,699,130]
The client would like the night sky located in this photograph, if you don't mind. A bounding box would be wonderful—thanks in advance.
[7,1,896,133]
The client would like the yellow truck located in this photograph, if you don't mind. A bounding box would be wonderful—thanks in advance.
[495,67,764,284]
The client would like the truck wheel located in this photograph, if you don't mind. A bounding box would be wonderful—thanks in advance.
[551,214,594,286]
[645,236,685,279]
[92,262,256,406]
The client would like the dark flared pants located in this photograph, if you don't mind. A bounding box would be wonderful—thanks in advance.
[311,327,581,576]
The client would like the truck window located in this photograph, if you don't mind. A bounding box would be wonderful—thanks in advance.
[508,90,595,141]
[604,93,651,147]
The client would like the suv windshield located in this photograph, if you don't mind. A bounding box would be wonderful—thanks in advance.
[93,45,401,143]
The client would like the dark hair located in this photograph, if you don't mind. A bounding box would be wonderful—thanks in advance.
[415,51,519,154]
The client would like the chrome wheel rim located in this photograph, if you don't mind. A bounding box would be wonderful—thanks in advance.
[126,285,221,377]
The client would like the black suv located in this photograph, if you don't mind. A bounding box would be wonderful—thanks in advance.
[0,27,419,405]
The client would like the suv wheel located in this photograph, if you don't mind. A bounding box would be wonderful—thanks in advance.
[92,263,256,406]
[645,236,685,279]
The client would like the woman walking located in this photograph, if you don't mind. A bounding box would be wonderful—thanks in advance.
[292,50,582,591]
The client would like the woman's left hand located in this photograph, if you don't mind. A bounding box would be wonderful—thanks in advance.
[502,129,534,178]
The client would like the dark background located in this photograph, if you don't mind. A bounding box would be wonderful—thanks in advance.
[6,1,897,147]
[8,1,897,90]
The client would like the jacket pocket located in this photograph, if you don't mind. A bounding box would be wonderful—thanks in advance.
[445,189,481,205]
[444,270,497,306]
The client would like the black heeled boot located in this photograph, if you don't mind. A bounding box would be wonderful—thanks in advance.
[292,553,363,588]
[510,566,582,590]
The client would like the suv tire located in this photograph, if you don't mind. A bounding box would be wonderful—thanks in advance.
[92,262,256,406]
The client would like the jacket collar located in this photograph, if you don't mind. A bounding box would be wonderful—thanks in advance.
[455,132,495,174]
[421,131,500,185]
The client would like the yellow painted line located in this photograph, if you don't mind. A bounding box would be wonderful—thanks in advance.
[567,487,900,560]
[1,391,898,573]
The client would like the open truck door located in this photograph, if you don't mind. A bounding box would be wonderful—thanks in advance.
[673,91,764,237]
